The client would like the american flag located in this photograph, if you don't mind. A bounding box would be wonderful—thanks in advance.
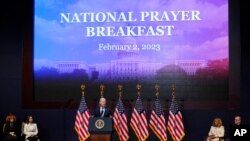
[130,96,149,141]
[167,96,185,141]
[113,97,129,141]
[74,95,90,141]
[149,97,167,141]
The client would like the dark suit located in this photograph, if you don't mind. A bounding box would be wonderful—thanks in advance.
[93,106,111,118]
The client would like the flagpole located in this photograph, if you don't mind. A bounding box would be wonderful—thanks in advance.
[155,84,160,98]
[100,84,105,98]
[131,84,149,141]
[114,84,129,141]
[155,84,160,141]
[171,83,176,97]
[71,84,86,141]
[75,84,91,141]
[81,84,86,97]
[168,83,185,141]
[117,84,122,133]
[136,84,141,96]
[118,84,123,98]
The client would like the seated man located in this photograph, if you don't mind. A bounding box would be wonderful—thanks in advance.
[234,115,241,125]
[93,97,112,118]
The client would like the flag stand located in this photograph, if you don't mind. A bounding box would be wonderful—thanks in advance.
[167,83,185,141]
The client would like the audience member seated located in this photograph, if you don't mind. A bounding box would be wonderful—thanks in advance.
[206,117,225,141]
[233,115,241,126]
[2,113,19,141]
[22,115,39,141]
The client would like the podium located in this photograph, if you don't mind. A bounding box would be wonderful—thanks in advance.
[88,117,113,141]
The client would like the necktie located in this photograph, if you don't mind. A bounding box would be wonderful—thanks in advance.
[101,108,105,117]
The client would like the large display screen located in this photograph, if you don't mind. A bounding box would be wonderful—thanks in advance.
[27,0,239,108]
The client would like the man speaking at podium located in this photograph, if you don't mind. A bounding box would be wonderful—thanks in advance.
[93,97,112,118]
[89,97,113,141]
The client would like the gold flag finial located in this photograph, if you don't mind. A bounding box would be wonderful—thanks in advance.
[136,84,141,96]
[100,84,105,97]
[155,84,160,98]
[171,83,176,97]
[80,84,86,96]
[118,84,123,97]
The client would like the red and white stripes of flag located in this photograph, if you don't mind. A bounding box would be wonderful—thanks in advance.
[74,84,90,141]
[167,84,185,141]
[113,85,129,141]
[130,84,149,141]
[149,84,167,141]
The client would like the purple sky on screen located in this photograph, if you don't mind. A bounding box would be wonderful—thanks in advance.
[34,0,228,69]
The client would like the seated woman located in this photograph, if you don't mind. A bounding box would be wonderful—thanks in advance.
[206,117,225,141]
[3,113,19,141]
[23,115,39,141]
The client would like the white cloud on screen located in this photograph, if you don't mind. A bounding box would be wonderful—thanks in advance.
[168,35,228,60]
[35,16,87,45]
